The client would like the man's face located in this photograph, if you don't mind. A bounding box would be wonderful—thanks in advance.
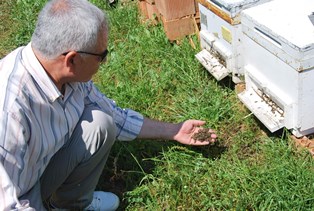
[73,30,108,82]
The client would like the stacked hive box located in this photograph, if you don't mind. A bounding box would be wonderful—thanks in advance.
[238,0,314,137]
[156,0,197,41]
[138,0,160,24]
[195,0,272,83]
[138,0,200,41]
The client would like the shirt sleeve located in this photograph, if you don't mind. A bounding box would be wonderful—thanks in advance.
[84,81,144,141]
[0,112,35,211]
[0,164,34,211]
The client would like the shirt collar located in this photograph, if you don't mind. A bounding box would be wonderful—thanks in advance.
[21,43,66,102]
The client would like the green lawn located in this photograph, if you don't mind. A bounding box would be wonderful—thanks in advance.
[1,0,314,210]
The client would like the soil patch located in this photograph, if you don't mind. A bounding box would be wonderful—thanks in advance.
[192,128,214,141]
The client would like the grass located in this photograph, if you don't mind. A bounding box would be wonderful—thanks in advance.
[1,0,314,210]
[126,139,314,210]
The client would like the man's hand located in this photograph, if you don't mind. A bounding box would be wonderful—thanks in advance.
[138,118,217,145]
[174,120,217,146]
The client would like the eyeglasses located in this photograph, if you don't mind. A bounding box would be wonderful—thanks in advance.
[62,49,108,62]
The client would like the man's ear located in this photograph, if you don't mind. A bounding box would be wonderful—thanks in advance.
[64,51,77,68]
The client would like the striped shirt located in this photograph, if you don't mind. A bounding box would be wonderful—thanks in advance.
[0,43,143,210]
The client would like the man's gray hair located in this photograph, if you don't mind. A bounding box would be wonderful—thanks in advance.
[31,0,109,59]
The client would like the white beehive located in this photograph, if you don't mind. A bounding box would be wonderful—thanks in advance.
[195,0,272,83]
[238,0,314,137]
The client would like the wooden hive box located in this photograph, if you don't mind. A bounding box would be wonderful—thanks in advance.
[155,0,195,21]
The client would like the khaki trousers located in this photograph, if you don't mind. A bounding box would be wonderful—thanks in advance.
[20,105,117,210]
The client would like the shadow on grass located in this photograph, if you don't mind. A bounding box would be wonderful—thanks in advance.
[96,137,228,210]
[96,140,176,210]
[251,114,288,140]
[189,141,228,160]
[217,75,236,91]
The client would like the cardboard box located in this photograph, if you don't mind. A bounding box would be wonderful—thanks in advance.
[155,0,195,21]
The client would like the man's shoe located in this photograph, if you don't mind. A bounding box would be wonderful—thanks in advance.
[84,191,120,211]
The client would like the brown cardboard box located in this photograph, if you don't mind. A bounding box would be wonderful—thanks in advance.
[155,0,196,21]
